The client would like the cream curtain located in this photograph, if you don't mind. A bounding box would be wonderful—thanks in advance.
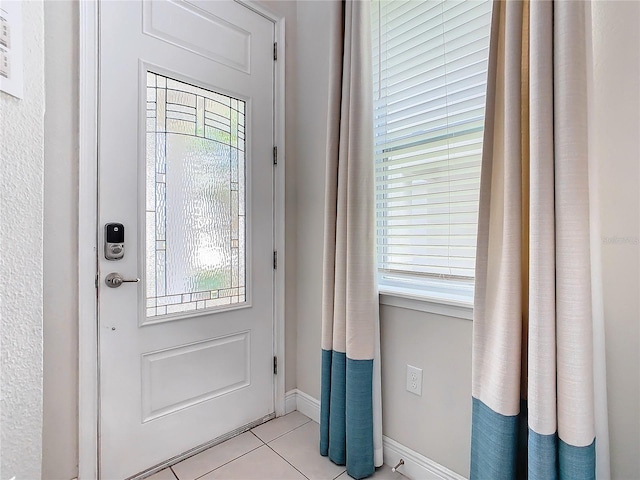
[319,1,383,479]
[471,1,610,478]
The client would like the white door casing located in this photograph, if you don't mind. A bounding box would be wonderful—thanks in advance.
[93,1,282,478]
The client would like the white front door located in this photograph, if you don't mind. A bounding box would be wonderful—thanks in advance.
[98,1,275,478]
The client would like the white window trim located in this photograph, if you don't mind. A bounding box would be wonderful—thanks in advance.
[377,270,474,319]
[379,289,473,320]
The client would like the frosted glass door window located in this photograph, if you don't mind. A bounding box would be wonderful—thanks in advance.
[146,72,246,317]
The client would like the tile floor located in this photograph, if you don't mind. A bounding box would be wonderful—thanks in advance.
[147,412,406,480]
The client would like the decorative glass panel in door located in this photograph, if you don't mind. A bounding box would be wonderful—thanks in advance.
[146,72,246,317]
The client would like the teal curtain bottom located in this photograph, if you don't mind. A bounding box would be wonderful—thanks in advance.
[470,397,523,479]
[470,397,596,480]
[530,429,595,480]
[320,349,374,479]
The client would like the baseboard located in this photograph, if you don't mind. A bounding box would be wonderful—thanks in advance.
[285,389,320,423]
[382,436,466,480]
[284,390,298,415]
[284,390,467,480]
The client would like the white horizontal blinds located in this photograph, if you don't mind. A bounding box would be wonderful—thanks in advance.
[373,0,492,281]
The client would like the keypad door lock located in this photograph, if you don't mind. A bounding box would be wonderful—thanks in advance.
[105,223,125,260]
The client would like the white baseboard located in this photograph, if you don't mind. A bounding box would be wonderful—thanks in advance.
[285,389,321,423]
[284,390,298,415]
[382,436,466,480]
[283,390,467,480]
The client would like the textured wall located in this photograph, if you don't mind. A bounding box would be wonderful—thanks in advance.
[0,1,45,479]
[42,1,79,478]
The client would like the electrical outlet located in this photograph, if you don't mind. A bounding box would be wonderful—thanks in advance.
[406,365,423,396]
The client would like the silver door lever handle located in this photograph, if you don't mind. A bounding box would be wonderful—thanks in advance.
[105,272,140,288]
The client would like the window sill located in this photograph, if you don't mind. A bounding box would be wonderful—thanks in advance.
[379,289,473,321]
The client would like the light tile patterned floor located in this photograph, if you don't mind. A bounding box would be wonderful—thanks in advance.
[147,412,406,480]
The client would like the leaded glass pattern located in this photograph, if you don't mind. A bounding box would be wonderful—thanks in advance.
[146,72,246,318]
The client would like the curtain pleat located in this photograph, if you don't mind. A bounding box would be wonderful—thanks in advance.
[471,1,609,478]
[320,1,383,479]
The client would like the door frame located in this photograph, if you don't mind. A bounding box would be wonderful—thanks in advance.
[78,2,287,478]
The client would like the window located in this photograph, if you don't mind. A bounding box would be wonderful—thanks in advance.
[372,0,492,304]
[145,72,246,317]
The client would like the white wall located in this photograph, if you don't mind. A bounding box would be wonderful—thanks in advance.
[292,0,333,403]
[0,1,45,479]
[380,307,473,475]
[590,2,640,478]
[42,1,79,478]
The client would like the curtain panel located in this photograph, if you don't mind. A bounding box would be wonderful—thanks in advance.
[320,1,383,479]
[471,1,609,479]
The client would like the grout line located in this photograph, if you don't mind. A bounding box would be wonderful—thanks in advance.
[190,443,264,480]
[249,430,266,444]
[173,419,345,480]
[264,443,310,480]
[265,421,345,480]
[159,416,317,480]
[259,418,312,444]
[331,466,348,480]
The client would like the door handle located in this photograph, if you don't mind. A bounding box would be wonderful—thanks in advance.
[105,272,140,288]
